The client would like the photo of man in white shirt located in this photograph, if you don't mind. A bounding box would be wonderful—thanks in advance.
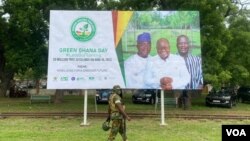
[144,38,191,89]
[124,32,152,88]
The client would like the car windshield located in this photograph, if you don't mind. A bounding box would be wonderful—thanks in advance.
[218,91,230,96]
[102,91,109,97]
[210,90,230,96]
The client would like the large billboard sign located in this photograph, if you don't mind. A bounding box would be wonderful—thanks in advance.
[47,11,202,90]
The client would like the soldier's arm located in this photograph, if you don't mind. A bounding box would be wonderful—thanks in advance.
[107,106,111,121]
[108,106,111,114]
[116,103,131,121]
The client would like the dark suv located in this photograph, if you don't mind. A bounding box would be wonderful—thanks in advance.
[132,89,159,104]
[95,89,112,104]
[237,87,250,103]
[205,88,237,108]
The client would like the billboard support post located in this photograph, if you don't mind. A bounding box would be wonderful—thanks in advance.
[95,94,98,113]
[80,90,89,126]
[160,89,166,125]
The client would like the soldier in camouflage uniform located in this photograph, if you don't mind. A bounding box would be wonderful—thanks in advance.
[107,85,131,141]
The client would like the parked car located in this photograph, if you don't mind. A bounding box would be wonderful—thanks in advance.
[205,88,237,108]
[132,89,159,104]
[28,80,36,88]
[237,87,250,103]
[19,82,28,89]
[96,89,112,104]
[9,85,28,98]
[40,81,47,89]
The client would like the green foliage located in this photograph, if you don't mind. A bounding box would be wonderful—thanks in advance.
[3,0,48,74]
[204,73,220,89]
[15,68,34,80]
[228,65,250,86]
[41,0,99,21]
[218,70,232,84]
[223,8,250,87]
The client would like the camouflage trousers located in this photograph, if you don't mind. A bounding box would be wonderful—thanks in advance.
[107,119,127,141]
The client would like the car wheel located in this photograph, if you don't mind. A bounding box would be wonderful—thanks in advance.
[205,102,210,107]
[132,97,137,104]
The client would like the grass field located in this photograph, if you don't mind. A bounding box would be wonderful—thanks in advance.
[1,92,250,115]
[1,91,250,141]
[0,117,250,141]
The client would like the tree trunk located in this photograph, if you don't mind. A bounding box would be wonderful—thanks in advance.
[0,71,14,97]
[0,82,8,97]
[35,79,40,94]
[54,89,64,104]
[0,42,6,97]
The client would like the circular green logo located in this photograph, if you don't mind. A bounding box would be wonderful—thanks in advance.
[71,17,96,42]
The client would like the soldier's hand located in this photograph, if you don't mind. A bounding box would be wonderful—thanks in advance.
[106,116,111,122]
[126,116,131,121]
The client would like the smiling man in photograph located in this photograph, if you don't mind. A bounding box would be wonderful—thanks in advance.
[176,35,203,89]
[124,32,152,88]
[144,38,190,89]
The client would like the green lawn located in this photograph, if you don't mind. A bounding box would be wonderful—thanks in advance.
[0,117,250,141]
[1,92,250,141]
[1,92,250,116]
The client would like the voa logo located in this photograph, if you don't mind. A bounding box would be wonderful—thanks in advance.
[226,129,246,136]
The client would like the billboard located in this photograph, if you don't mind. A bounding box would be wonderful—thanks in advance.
[47,11,202,90]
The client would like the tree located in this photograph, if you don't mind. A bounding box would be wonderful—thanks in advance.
[0,0,48,97]
[224,8,250,86]
[0,6,11,97]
